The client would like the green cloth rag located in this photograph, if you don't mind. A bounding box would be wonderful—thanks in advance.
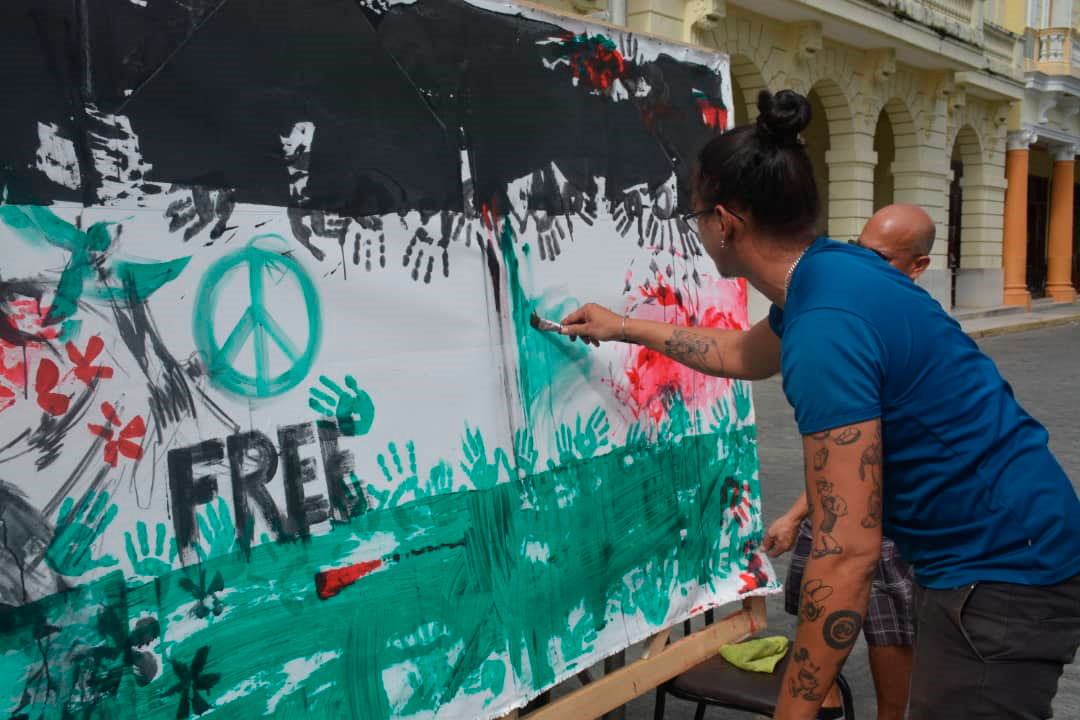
[718,636,790,673]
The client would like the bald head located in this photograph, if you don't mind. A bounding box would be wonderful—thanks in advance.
[857,204,935,280]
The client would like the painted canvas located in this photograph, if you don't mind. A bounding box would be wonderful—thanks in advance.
[0,0,779,718]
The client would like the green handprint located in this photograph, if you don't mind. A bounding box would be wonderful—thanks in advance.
[195,497,236,562]
[572,409,610,458]
[552,424,576,467]
[46,491,118,576]
[461,426,510,490]
[709,395,731,434]
[513,429,538,476]
[370,441,421,510]
[624,421,650,448]
[125,521,177,577]
[309,375,375,436]
[732,380,753,423]
[419,461,459,498]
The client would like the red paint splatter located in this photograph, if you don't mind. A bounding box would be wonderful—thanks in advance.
[67,336,113,385]
[616,275,749,423]
[556,34,627,92]
[0,384,15,414]
[88,402,145,466]
[696,99,728,130]
[35,359,70,416]
[315,559,383,600]
[0,298,60,398]
[738,552,769,595]
[314,540,466,600]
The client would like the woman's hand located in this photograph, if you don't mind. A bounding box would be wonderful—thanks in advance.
[560,304,624,346]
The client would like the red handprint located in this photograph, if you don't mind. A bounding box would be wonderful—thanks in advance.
[88,402,145,466]
[67,336,113,385]
[35,359,71,416]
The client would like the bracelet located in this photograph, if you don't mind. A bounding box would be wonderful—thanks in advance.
[620,314,628,343]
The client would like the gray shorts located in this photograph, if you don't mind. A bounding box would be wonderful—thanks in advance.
[784,517,915,647]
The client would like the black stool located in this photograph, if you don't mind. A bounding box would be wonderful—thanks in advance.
[654,641,855,720]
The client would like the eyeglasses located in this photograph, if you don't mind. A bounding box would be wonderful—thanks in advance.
[680,207,745,234]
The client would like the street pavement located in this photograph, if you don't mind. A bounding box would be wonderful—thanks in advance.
[613,321,1080,720]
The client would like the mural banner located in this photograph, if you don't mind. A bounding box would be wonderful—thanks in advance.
[0,0,779,717]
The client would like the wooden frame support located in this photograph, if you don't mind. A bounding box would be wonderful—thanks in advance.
[497,596,768,720]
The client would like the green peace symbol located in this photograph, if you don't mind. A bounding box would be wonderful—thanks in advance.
[193,235,321,398]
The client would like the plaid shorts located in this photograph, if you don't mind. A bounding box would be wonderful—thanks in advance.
[784,518,915,646]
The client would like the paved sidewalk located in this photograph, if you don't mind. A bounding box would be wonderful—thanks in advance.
[953,299,1080,338]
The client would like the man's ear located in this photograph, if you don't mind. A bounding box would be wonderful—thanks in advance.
[911,255,930,280]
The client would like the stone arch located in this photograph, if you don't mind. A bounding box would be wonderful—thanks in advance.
[873,95,922,212]
[806,76,855,144]
[728,53,769,124]
[946,109,991,181]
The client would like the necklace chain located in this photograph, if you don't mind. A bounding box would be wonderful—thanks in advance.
[784,248,809,294]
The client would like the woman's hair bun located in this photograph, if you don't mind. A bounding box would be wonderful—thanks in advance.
[755,89,811,147]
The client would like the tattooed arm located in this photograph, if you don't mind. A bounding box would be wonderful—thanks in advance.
[774,418,883,720]
[559,303,780,380]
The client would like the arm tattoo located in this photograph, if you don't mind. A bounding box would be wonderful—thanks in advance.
[832,426,862,445]
[813,447,829,471]
[822,610,862,649]
[663,328,719,371]
[860,437,883,529]
[811,479,848,558]
[798,578,834,622]
[789,647,824,701]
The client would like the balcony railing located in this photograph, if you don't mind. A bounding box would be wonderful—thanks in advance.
[1030,27,1080,78]
[922,0,975,27]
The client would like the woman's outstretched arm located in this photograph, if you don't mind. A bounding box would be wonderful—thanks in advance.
[560,303,780,380]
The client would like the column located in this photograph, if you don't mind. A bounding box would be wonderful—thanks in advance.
[1046,144,1078,302]
[1003,130,1036,307]
[891,134,951,308]
[825,132,877,243]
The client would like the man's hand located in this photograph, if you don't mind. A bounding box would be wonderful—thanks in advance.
[763,512,803,558]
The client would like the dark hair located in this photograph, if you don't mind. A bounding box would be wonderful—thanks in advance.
[695,89,820,235]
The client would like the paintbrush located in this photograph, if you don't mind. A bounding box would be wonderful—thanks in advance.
[529,310,564,334]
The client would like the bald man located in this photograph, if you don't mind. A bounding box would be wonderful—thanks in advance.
[762,204,930,720]
[854,203,934,280]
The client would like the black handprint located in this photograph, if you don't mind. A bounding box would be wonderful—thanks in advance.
[287,208,351,262]
[612,188,646,242]
[165,186,236,242]
[533,212,566,261]
[402,226,451,283]
[353,216,387,271]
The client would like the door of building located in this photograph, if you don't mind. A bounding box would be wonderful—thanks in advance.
[947,159,963,308]
[1027,176,1049,297]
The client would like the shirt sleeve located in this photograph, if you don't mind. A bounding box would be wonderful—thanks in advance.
[768,304,784,337]
[779,308,885,435]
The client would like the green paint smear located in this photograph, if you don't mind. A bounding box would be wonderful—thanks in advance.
[499,220,591,426]
[0,205,113,325]
[88,257,193,304]
[0,425,768,720]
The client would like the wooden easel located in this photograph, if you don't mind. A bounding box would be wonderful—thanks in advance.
[498,596,767,720]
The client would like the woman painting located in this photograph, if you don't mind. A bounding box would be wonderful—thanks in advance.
[560,89,1080,720]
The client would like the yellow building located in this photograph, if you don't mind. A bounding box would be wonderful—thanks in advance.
[540,0,1080,315]
[1006,0,1080,306]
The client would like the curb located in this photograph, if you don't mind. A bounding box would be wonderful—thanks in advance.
[965,315,1080,340]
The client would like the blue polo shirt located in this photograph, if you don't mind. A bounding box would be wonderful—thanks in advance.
[769,237,1080,589]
